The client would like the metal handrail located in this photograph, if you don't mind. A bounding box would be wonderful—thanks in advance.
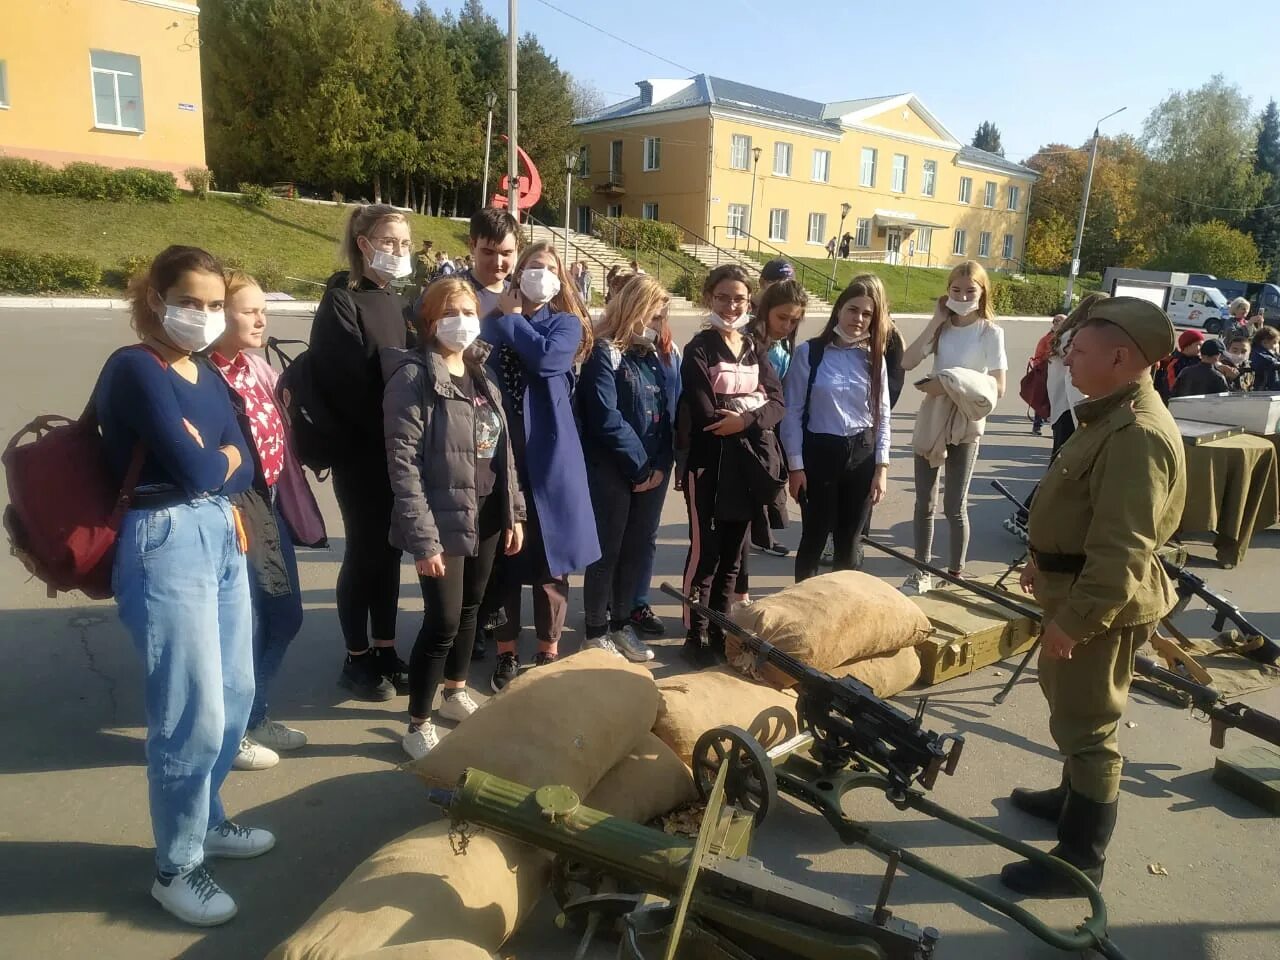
[712,226,835,301]
[588,212,704,287]
[667,220,758,271]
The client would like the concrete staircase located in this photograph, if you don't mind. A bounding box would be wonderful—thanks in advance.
[680,242,833,313]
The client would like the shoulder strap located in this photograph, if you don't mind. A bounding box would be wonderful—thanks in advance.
[265,337,307,370]
[802,338,826,435]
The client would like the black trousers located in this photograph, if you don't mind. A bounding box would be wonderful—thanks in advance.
[332,455,402,653]
[1051,410,1076,458]
[408,498,502,718]
[794,431,876,582]
[682,466,748,642]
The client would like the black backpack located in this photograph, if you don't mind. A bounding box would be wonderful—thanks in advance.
[266,337,344,473]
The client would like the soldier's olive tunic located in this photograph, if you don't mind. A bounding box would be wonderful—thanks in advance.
[1027,377,1186,802]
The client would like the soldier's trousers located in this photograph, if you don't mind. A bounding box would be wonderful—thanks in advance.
[1038,622,1153,803]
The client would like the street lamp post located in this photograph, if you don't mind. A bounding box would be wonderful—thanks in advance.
[506,0,519,219]
[564,150,577,267]
[832,201,851,294]
[749,145,763,253]
[480,91,497,208]
[1063,106,1126,310]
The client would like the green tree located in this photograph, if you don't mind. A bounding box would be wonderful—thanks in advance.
[1244,99,1280,281]
[201,0,278,186]
[972,121,1004,157]
[1146,220,1265,280]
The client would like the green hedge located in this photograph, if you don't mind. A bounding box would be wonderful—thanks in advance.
[671,270,707,303]
[993,278,1061,316]
[0,158,179,202]
[0,249,101,293]
[604,216,682,254]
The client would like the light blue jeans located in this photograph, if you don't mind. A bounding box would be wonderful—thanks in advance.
[113,496,253,877]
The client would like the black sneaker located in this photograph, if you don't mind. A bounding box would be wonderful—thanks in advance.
[338,653,395,702]
[490,651,520,693]
[755,541,790,557]
[628,605,666,636]
[533,651,559,668]
[373,646,410,695]
[681,631,718,670]
[472,627,491,661]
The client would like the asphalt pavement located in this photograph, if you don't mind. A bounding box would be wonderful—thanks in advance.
[0,305,1277,960]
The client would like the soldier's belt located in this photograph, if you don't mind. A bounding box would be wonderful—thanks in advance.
[1031,549,1086,574]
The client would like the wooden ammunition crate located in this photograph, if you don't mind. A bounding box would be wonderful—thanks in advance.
[910,579,1039,686]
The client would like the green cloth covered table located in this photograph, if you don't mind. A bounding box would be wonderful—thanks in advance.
[1180,434,1279,566]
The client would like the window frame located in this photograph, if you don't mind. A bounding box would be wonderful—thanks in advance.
[577,145,589,177]
[978,231,991,258]
[1007,184,1020,211]
[0,60,9,108]
[953,229,967,256]
[642,202,659,221]
[811,148,831,183]
[891,153,908,193]
[959,176,972,204]
[89,49,145,133]
[726,203,748,238]
[921,159,936,197]
[609,139,623,175]
[860,147,877,187]
[854,217,871,248]
[607,203,623,218]
[807,212,827,245]
[916,227,933,254]
[768,208,789,243]
[730,134,752,170]
[983,181,997,208]
[1002,233,1015,260]
[643,137,661,172]
[773,141,792,177]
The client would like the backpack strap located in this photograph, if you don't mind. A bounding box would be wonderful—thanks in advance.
[801,338,826,435]
[264,337,307,370]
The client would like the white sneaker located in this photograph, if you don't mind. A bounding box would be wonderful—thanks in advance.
[609,624,655,663]
[248,719,307,751]
[232,736,279,771]
[402,721,440,760]
[583,634,625,659]
[437,689,480,722]
[903,571,933,596]
[204,820,276,859]
[151,865,237,926]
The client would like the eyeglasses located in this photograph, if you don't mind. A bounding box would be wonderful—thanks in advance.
[712,294,749,308]
[370,236,413,253]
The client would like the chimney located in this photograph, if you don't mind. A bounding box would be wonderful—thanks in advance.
[637,81,653,107]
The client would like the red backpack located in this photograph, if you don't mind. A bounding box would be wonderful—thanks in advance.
[1018,356,1051,421]
[2,346,158,599]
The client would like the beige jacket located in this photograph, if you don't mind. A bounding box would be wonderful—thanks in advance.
[911,367,998,467]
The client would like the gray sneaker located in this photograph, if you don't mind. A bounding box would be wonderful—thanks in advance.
[609,624,655,663]
[583,633,624,659]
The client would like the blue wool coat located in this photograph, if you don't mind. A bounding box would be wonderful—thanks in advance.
[482,305,601,577]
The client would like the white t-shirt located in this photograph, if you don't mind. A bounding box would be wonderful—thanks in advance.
[930,320,1007,375]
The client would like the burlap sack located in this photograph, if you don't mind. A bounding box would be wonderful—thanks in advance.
[408,648,659,796]
[267,820,549,960]
[728,571,931,688]
[832,646,921,698]
[347,942,495,960]
[652,667,798,765]
[585,732,698,823]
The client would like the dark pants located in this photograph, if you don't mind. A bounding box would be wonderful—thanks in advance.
[1051,411,1076,458]
[332,456,402,653]
[583,460,668,633]
[247,502,304,729]
[408,498,502,718]
[795,431,876,581]
[494,504,568,645]
[682,466,748,639]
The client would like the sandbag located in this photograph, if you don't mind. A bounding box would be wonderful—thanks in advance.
[347,943,495,960]
[267,819,549,960]
[728,571,931,688]
[409,648,659,796]
[832,646,921,698]
[585,732,698,823]
[652,667,798,765]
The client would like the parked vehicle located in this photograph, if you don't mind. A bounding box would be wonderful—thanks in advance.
[1107,277,1230,330]
[1103,267,1280,328]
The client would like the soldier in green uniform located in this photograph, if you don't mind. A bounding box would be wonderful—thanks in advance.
[1000,297,1187,898]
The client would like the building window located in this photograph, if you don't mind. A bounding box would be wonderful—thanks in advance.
[90,50,145,131]
[642,202,659,221]
[916,227,933,254]
[730,134,752,170]
[855,218,871,247]
[577,146,589,177]
[958,176,972,204]
[984,181,997,207]
[773,142,792,177]
[978,231,991,258]
[1007,185,1020,211]
[860,147,877,187]
[891,154,907,193]
[807,212,827,245]
[727,203,748,237]
[607,203,622,218]
[812,149,830,183]
[0,60,8,108]
[610,139,623,174]
[643,137,661,171]
[768,208,789,242]
[921,160,936,198]
[953,229,967,256]
[1003,233,1015,260]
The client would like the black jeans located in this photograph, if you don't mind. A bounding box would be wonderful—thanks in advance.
[1051,411,1076,458]
[682,466,748,642]
[408,498,502,718]
[332,455,402,653]
[795,431,876,582]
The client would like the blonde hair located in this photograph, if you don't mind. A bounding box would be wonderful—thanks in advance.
[934,260,996,352]
[512,241,593,363]
[596,274,669,350]
[415,277,477,343]
[342,204,408,290]
[1229,297,1250,317]
[224,270,261,300]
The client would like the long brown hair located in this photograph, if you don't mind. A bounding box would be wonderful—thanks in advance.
[341,204,408,290]
[126,245,224,341]
[512,241,593,363]
[597,274,670,352]
[820,280,889,432]
[749,279,809,353]
[1050,292,1109,357]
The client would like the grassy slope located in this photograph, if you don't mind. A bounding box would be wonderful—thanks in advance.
[0,192,471,297]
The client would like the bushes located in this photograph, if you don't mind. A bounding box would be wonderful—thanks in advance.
[604,216,682,254]
[0,249,101,293]
[0,157,178,202]
[671,270,707,303]
[184,167,214,199]
[993,277,1062,316]
[238,183,273,208]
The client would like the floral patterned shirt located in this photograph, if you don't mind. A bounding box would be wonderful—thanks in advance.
[211,350,286,487]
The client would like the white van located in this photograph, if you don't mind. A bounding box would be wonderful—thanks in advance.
[1113,279,1229,330]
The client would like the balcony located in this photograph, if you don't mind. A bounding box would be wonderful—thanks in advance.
[593,170,626,195]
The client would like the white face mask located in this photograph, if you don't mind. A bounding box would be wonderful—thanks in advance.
[947,297,981,316]
[1229,351,1249,365]
[834,326,869,346]
[638,326,659,346]
[368,248,413,280]
[161,304,225,353]
[436,313,481,351]
[707,312,750,333]
[519,267,561,303]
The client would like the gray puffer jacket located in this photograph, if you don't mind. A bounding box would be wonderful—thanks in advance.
[382,344,525,560]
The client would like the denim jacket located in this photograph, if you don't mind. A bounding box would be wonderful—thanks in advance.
[579,340,673,483]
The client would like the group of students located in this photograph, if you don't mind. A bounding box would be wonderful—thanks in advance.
[1155,314,1280,401]
[95,202,1012,928]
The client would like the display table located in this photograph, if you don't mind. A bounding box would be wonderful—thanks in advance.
[1181,434,1279,566]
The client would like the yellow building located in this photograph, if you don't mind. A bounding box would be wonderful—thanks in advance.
[574,76,1037,269]
[0,0,206,184]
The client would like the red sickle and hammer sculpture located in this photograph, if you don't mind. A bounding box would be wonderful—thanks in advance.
[491,135,542,219]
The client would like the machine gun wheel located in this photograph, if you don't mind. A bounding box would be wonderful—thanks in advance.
[551,854,615,930]
[692,725,777,825]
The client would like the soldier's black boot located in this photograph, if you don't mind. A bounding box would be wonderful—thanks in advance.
[999,789,1117,898]
[1009,767,1069,823]
[706,624,728,666]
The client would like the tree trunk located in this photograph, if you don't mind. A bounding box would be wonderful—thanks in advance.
[450,185,459,219]
[423,180,432,216]
[404,171,411,210]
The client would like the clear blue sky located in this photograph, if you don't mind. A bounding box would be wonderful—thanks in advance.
[420,0,1279,160]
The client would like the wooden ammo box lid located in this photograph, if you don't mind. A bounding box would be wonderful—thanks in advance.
[909,578,1039,687]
